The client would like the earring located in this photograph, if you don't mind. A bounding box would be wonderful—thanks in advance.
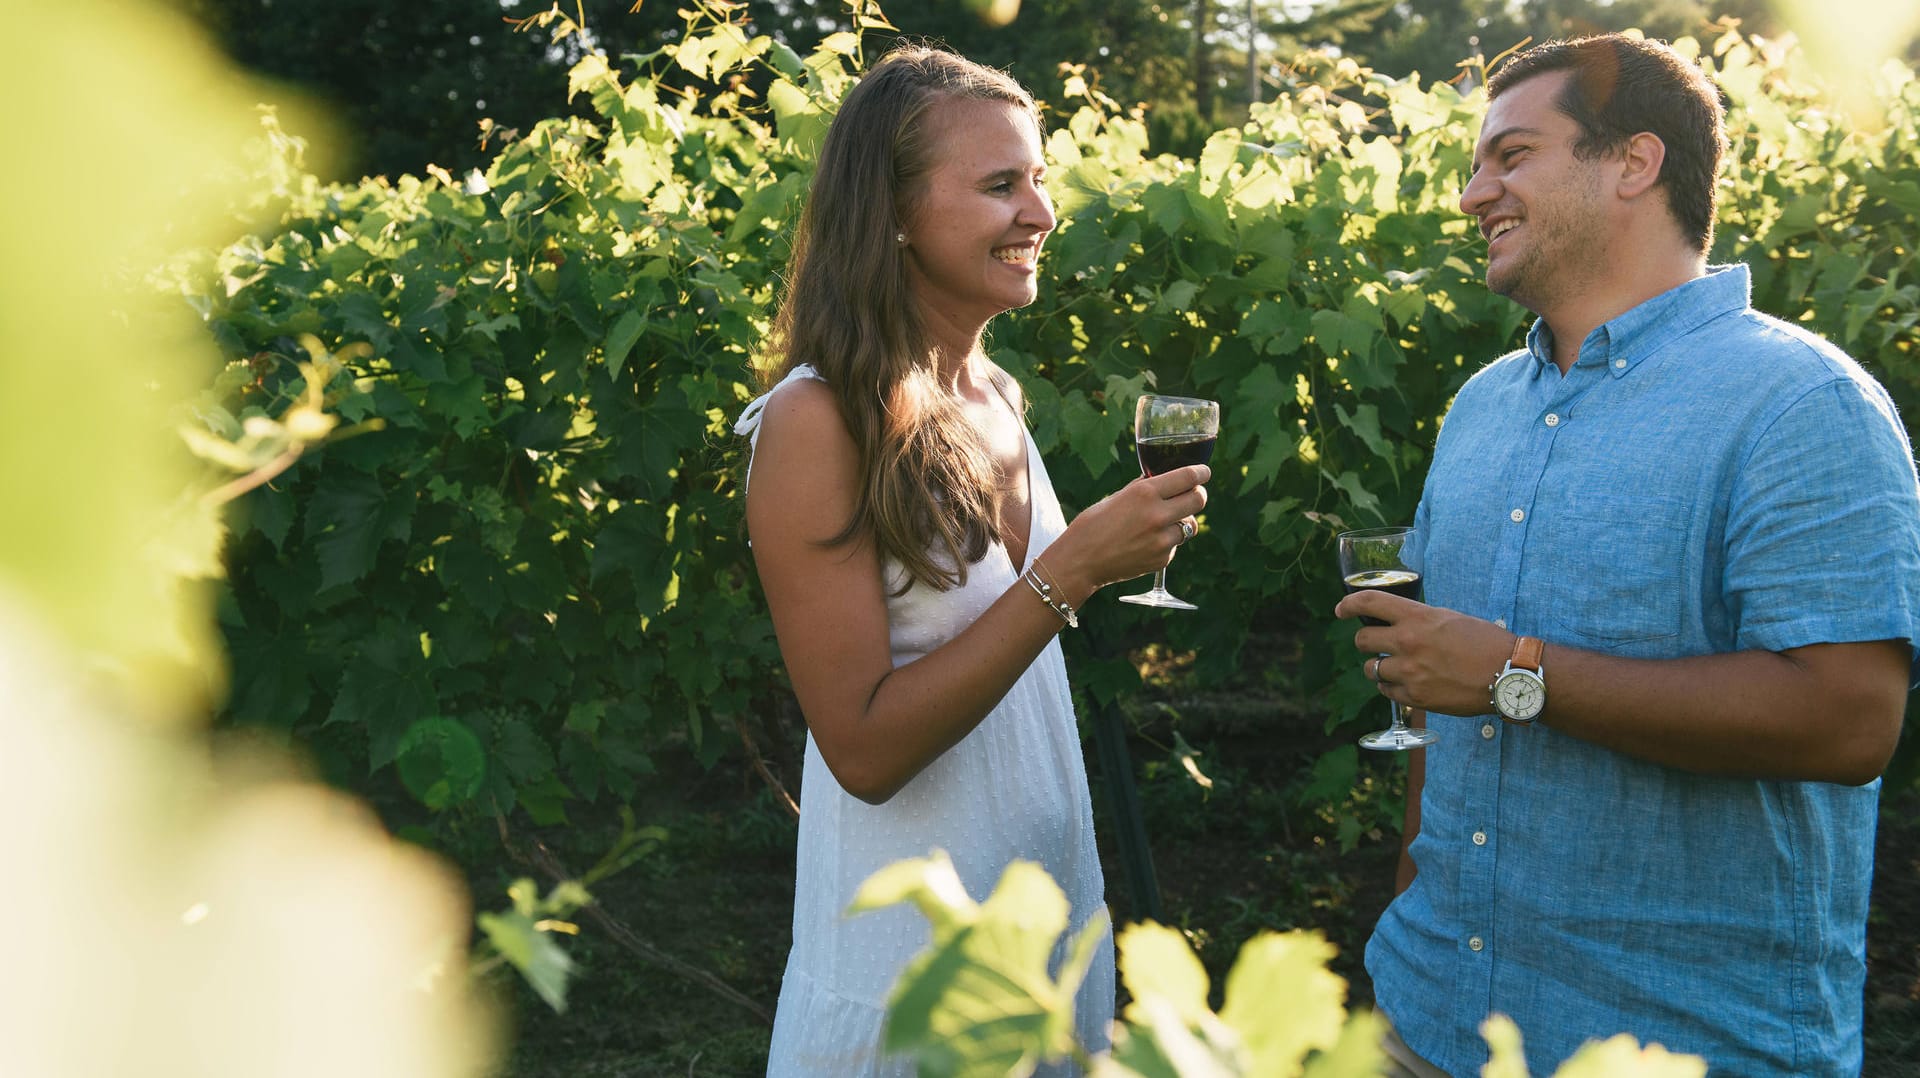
[895,232,907,244]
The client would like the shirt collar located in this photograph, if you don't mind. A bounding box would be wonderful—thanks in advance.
[1522,264,1752,379]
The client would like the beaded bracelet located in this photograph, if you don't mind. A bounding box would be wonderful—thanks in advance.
[1023,558,1078,628]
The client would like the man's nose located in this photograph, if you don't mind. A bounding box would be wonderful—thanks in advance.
[1460,167,1496,219]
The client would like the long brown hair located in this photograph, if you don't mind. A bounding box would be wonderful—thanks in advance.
[764,45,1041,593]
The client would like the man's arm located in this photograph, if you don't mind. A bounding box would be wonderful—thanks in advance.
[1334,593,1908,785]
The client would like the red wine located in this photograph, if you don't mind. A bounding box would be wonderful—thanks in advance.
[1343,568,1422,626]
[1137,433,1216,477]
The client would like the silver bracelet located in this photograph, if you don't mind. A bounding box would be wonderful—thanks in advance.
[1023,568,1078,628]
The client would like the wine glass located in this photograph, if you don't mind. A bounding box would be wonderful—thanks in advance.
[1119,393,1219,611]
[1337,526,1438,751]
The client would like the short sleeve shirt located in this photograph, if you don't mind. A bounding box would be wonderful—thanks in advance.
[1366,265,1920,1077]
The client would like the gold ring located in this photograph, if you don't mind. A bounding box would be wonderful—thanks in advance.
[1178,519,1196,543]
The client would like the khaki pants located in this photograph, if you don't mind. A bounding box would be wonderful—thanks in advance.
[1381,1022,1451,1078]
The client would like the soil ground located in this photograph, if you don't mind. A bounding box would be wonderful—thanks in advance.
[479,642,1920,1077]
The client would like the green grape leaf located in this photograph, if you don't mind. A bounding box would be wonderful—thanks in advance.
[1334,402,1392,464]
[1093,996,1243,1078]
[1217,930,1348,1071]
[244,484,296,551]
[426,373,490,440]
[325,640,437,773]
[477,908,576,1013]
[227,629,314,729]
[1060,390,1118,477]
[1544,1028,1708,1078]
[603,308,646,381]
[493,716,557,784]
[1117,922,1211,1026]
[852,854,1083,1078]
[1482,1014,1531,1078]
[305,473,410,592]
[1299,1009,1387,1077]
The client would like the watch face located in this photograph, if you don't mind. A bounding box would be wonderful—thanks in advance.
[1495,670,1545,721]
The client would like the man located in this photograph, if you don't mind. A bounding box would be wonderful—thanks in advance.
[1334,34,1920,1077]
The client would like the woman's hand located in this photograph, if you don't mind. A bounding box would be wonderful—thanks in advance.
[1042,465,1210,603]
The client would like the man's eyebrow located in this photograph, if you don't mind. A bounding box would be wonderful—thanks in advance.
[1472,125,1545,169]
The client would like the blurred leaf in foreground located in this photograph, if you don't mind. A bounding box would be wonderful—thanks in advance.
[0,1,498,1075]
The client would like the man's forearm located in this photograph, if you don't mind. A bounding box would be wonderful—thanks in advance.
[1532,639,1907,785]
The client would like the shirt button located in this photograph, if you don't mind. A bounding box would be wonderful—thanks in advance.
[1473,830,1487,846]
[1469,936,1485,952]
[1544,413,1560,427]
[1481,723,1496,739]
[1494,618,1507,629]
[1614,359,1627,369]
[1509,508,1525,523]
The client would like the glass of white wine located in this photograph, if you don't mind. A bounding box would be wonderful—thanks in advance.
[1338,526,1438,751]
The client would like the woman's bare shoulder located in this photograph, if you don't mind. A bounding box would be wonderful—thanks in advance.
[755,375,847,451]
[747,375,858,541]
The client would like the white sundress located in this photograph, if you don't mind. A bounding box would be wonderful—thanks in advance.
[735,365,1115,1076]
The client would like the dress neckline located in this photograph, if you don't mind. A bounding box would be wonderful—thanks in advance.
[986,375,1036,577]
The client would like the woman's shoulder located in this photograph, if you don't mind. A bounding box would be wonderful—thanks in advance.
[738,364,834,438]
[758,372,841,437]
[747,369,858,485]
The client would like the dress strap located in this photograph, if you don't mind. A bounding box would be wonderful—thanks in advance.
[735,364,824,502]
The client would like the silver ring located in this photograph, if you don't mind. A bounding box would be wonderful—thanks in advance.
[1178,519,1196,543]
[1368,656,1381,681]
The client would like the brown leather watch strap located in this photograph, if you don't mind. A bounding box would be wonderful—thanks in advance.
[1511,635,1544,672]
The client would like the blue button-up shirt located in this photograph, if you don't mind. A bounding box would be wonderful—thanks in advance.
[1367,265,1920,1077]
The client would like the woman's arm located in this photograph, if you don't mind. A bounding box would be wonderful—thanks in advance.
[747,379,1207,803]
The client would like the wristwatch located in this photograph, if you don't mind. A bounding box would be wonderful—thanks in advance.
[1491,635,1546,725]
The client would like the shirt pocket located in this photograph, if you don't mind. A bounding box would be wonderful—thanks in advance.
[1535,493,1692,650]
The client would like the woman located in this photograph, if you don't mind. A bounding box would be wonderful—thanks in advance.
[735,46,1209,1075]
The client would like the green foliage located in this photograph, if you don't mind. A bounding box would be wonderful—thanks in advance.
[851,851,1107,1075]
[196,4,836,817]
[188,7,1920,836]
[863,856,1708,1077]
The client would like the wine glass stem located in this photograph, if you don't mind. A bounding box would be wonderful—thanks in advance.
[1381,654,1407,730]
[1152,567,1170,594]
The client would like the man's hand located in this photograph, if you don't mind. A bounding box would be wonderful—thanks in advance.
[1333,591,1515,717]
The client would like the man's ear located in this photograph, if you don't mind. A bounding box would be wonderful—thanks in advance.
[1618,131,1666,200]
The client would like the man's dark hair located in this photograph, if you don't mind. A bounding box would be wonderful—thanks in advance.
[1489,34,1726,253]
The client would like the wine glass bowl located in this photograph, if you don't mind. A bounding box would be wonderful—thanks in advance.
[1119,393,1219,611]
[1337,526,1438,751]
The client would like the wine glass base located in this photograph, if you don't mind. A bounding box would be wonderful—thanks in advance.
[1118,589,1197,611]
[1359,726,1439,752]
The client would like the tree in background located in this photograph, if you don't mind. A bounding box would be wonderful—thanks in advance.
[869,0,1194,114]
[175,0,1851,179]
[175,0,846,179]
[1321,0,1784,87]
